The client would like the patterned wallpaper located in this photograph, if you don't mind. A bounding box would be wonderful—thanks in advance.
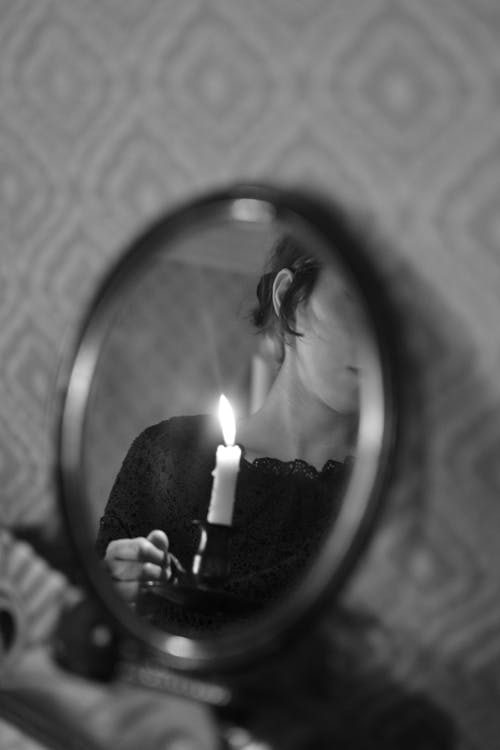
[1,0,500,747]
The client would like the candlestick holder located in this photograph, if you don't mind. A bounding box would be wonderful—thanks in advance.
[191,520,231,585]
[139,520,254,616]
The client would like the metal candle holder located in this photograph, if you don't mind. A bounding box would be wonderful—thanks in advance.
[191,520,232,585]
[139,519,255,615]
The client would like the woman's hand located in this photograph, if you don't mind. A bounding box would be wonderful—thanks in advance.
[103,530,183,605]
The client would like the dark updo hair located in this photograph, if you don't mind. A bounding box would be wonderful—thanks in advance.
[251,234,321,340]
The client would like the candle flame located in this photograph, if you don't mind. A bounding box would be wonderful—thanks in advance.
[219,394,236,446]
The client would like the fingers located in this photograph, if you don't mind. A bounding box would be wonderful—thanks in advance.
[105,556,169,605]
[103,532,178,605]
[105,536,166,565]
[146,529,170,554]
[108,559,166,583]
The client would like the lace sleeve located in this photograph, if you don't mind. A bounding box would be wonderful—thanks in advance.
[95,422,169,558]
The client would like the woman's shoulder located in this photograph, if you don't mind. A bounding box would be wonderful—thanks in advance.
[139,413,221,451]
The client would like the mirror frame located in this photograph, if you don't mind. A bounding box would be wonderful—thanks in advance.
[56,183,400,676]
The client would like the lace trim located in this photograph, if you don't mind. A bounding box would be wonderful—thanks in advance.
[241,453,347,479]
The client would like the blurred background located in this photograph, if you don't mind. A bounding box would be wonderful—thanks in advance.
[1,0,500,747]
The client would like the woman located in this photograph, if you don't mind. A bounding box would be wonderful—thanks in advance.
[96,234,360,632]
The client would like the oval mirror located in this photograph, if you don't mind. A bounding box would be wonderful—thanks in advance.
[57,184,397,679]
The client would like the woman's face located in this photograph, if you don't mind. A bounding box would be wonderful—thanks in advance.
[291,265,361,414]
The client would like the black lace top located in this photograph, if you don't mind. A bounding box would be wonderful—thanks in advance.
[96,415,350,634]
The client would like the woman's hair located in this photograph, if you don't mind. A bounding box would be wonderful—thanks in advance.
[251,234,321,341]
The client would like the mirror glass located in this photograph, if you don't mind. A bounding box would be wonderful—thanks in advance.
[58,187,393,670]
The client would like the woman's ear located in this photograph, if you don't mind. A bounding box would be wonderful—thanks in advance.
[272,268,293,319]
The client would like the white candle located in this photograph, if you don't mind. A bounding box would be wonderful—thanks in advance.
[207,394,241,526]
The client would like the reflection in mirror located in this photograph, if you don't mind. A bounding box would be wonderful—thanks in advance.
[81,211,372,640]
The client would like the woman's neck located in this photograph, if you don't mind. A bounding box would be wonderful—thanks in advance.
[237,360,355,469]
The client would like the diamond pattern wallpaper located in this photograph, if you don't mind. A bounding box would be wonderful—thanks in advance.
[1,0,500,747]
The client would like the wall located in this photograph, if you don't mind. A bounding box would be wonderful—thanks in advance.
[1,0,500,747]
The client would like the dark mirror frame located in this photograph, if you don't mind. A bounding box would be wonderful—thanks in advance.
[56,183,400,678]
